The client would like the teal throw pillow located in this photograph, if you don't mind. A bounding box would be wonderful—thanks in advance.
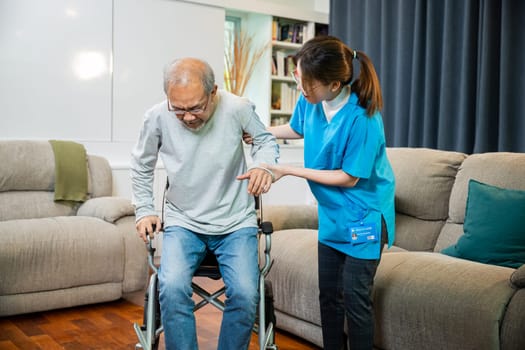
[442,179,525,268]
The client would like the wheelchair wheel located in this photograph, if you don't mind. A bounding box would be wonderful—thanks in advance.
[256,280,276,330]
[264,280,276,329]
[141,287,162,329]
[139,280,162,350]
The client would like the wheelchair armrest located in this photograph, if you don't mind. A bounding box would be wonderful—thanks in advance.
[260,221,273,235]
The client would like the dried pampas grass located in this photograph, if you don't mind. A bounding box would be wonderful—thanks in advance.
[224,31,269,96]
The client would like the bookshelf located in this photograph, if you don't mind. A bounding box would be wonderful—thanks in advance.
[233,11,328,128]
[269,17,328,126]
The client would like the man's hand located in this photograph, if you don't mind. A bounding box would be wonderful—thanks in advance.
[136,215,162,243]
[237,167,274,196]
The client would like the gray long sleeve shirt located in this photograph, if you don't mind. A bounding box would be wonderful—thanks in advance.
[131,89,279,234]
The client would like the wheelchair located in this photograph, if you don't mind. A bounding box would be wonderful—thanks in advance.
[134,196,278,350]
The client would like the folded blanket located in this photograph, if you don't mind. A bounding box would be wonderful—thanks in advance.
[49,140,88,203]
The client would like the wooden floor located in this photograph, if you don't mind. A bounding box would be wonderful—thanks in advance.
[0,279,321,349]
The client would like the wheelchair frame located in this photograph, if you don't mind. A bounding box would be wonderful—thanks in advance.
[134,196,278,350]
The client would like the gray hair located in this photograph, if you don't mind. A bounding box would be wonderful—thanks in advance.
[163,57,215,94]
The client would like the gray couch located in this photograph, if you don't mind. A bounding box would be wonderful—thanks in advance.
[262,147,525,350]
[0,141,147,316]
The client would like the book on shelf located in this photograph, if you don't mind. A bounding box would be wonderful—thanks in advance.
[280,24,291,42]
[272,52,296,78]
[274,51,286,77]
[271,116,290,127]
[271,82,281,110]
[285,55,295,77]
[271,55,277,76]
[272,81,299,115]
[292,23,305,44]
[267,18,329,130]
[272,20,278,41]
[315,23,329,36]
[273,18,308,44]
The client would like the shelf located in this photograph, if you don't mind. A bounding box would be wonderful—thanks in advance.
[272,40,302,50]
[272,75,294,82]
[237,14,327,127]
[270,17,306,121]
[271,109,293,115]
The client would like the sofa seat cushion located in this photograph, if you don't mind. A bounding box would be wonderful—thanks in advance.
[0,217,124,295]
[500,288,525,349]
[442,180,525,268]
[374,252,517,350]
[0,283,122,316]
[263,229,321,327]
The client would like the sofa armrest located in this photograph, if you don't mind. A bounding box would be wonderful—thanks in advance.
[375,252,519,349]
[77,196,135,223]
[262,205,318,231]
[511,265,525,288]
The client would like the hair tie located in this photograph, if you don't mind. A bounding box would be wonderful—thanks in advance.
[353,50,358,60]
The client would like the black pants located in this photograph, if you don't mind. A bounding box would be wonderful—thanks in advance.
[318,218,387,350]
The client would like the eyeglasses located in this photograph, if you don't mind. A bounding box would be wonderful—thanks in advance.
[291,69,321,93]
[167,94,211,117]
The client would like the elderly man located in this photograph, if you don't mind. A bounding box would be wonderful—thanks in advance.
[131,57,279,350]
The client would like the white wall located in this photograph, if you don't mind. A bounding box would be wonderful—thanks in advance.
[0,0,225,165]
[0,0,113,141]
[0,0,326,205]
[111,0,225,143]
[177,0,329,23]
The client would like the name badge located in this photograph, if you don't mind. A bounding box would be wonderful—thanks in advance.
[349,222,378,245]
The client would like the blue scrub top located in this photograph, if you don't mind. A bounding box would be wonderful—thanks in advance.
[290,92,395,259]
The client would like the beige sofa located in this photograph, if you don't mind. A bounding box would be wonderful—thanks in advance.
[0,141,147,316]
[262,148,525,350]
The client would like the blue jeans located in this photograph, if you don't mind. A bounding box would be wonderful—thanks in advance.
[158,225,259,350]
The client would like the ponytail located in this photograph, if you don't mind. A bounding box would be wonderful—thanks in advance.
[351,50,383,116]
[296,36,383,116]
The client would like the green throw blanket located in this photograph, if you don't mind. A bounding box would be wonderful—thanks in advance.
[49,140,88,203]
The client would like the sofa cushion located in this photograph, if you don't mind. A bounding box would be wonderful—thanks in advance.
[511,265,525,288]
[442,180,525,268]
[262,205,318,231]
[0,217,124,295]
[386,148,466,251]
[374,252,516,350]
[87,155,113,198]
[437,152,525,251]
[447,152,525,223]
[0,140,112,199]
[263,229,321,328]
[0,191,77,221]
[387,148,466,220]
[393,213,445,252]
[0,140,55,191]
[77,196,135,223]
[0,141,113,221]
[500,288,525,350]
